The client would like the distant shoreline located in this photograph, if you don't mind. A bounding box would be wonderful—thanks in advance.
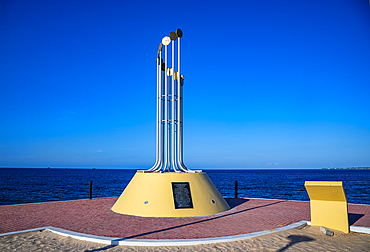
[322,167,370,170]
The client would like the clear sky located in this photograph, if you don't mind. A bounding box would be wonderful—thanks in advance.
[0,0,369,169]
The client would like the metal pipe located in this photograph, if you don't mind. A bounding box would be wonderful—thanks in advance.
[163,41,168,172]
[146,46,163,172]
[144,49,161,172]
[175,35,186,172]
[161,63,165,170]
[176,33,190,172]
[171,39,178,172]
[178,78,191,172]
[167,70,171,172]
[156,51,163,171]
[152,52,160,170]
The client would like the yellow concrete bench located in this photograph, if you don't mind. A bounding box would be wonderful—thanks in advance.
[304,181,349,233]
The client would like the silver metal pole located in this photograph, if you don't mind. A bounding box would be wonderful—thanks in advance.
[171,39,178,172]
[154,50,161,170]
[176,34,186,172]
[178,30,200,173]
[163,39,169,172]
[167,67,171,172]
[157,48,163,171]
[161,58,165,171]
[144,46,162,172]
[151,52,160,170]
[176,31,188,172]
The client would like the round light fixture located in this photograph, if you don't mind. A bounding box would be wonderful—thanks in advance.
[176,29,183,38]
[162,36,171,46]
[169,31,178,41]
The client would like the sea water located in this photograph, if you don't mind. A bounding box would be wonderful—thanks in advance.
[0,168,369,206]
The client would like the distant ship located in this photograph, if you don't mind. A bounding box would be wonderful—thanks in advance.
[92,166,96,170]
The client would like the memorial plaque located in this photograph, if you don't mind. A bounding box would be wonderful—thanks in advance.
[172,182,193,209]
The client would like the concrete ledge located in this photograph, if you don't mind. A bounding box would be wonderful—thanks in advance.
[1,222,369,246]
[307,221,370,235]
[1,222,307,246]
[1,221,369,246]
[51,221,310,246]
[0,227,45,237]
[350,226,370,234]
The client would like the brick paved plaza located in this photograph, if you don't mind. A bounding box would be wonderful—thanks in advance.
[0,197,369,239]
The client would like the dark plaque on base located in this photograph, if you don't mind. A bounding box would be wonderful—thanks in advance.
[172,182,193,209]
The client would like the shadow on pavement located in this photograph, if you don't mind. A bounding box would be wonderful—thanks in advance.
[348,213,365,225]
[115,200,283,240]
[225,198,249,208]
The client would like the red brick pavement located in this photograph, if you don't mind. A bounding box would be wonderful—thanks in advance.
[0,198,369,239]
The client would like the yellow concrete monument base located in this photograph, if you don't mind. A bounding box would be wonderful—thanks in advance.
[111,172,230,217]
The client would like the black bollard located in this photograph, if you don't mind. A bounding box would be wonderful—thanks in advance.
[235,180,238,198]
[89,180,92,199]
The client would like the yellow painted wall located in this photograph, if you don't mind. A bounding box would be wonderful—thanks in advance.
[305,181,349,233]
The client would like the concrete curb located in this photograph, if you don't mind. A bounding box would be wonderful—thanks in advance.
[0,227,45,237]
[306,221,370,235]
[350,226,370,234]
[2,221,307,246]
[1,221,369,246]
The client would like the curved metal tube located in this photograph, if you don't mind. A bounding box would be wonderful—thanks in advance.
[146,51,161,172]
[175,36,189,172]
[171,40,180,172]
[163,43,169,172]
[156,51,163,171]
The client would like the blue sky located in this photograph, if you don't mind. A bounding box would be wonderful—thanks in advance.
[0,0,369,169]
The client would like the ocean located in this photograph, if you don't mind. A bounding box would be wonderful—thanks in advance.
[0,168,369,206]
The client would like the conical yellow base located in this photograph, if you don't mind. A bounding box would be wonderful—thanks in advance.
[111,172,230,217]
